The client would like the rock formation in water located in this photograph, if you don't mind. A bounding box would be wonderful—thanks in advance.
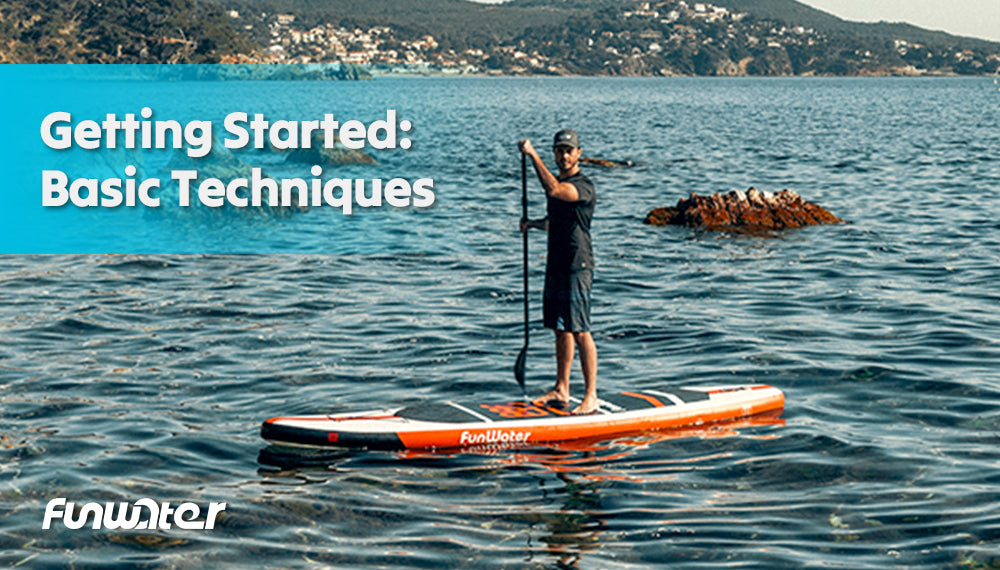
[159,136,308,219]
[284,132,377,166]
[581,156,635,168]
[644,188,844,231]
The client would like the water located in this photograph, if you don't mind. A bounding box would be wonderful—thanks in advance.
[2,77,1000,568]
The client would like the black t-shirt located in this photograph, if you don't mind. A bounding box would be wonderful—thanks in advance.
[546,171,595,276]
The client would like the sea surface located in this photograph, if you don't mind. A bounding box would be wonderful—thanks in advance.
[2,76,1000,568]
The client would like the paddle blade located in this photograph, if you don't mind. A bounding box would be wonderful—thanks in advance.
[514,345,527,392]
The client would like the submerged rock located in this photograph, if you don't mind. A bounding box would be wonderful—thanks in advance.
[644,188,844,231]
[284,132,376,166]
[160,136,308,219]
[157,130,375,220]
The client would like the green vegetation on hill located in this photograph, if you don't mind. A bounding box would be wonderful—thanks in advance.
[0,0,252,63]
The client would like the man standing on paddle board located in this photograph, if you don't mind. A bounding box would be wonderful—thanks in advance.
[519,129,598,415]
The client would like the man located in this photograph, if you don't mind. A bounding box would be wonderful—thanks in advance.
[518,129,598,415]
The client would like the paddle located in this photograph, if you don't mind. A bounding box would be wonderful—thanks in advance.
[513,152,529,401]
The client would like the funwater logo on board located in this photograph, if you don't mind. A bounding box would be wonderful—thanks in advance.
[459,429,532,446]
[42,498,226,530]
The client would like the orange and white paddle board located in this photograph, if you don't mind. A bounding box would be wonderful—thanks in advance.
[261,384,785,450]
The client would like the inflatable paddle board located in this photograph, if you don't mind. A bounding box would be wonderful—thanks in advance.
[261,384,784,450]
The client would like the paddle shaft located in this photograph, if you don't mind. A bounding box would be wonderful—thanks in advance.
[521,153,529,347]
[512,152,529,399]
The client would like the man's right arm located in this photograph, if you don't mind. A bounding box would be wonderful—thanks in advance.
[519,139,580,202]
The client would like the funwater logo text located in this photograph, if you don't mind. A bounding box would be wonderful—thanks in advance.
[42,498,226,530]
[459,429,531,446]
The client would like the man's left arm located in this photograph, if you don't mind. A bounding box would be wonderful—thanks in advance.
[546,177,580,202]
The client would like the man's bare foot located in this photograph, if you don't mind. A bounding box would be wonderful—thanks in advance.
[532,389,570,409]
[571,396,600,415]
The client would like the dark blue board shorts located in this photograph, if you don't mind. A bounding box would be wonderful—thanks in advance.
[543,269,592,333]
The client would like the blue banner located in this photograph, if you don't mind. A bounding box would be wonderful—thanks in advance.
[1,65,435,254]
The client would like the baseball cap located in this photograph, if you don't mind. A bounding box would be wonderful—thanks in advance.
[553,129,580,149]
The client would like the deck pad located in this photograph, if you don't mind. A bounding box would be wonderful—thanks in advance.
[397,388,714,423]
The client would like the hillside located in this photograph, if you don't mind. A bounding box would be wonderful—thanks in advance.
[2,0,998,75]
[710,0,999,50]
[223,0,1000,76]
[224,0,1000,50]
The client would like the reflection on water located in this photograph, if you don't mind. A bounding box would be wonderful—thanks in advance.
[257,413,786,568]
[532,473,605,569]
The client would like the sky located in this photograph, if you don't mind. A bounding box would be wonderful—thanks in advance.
[797,0,1000,43]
